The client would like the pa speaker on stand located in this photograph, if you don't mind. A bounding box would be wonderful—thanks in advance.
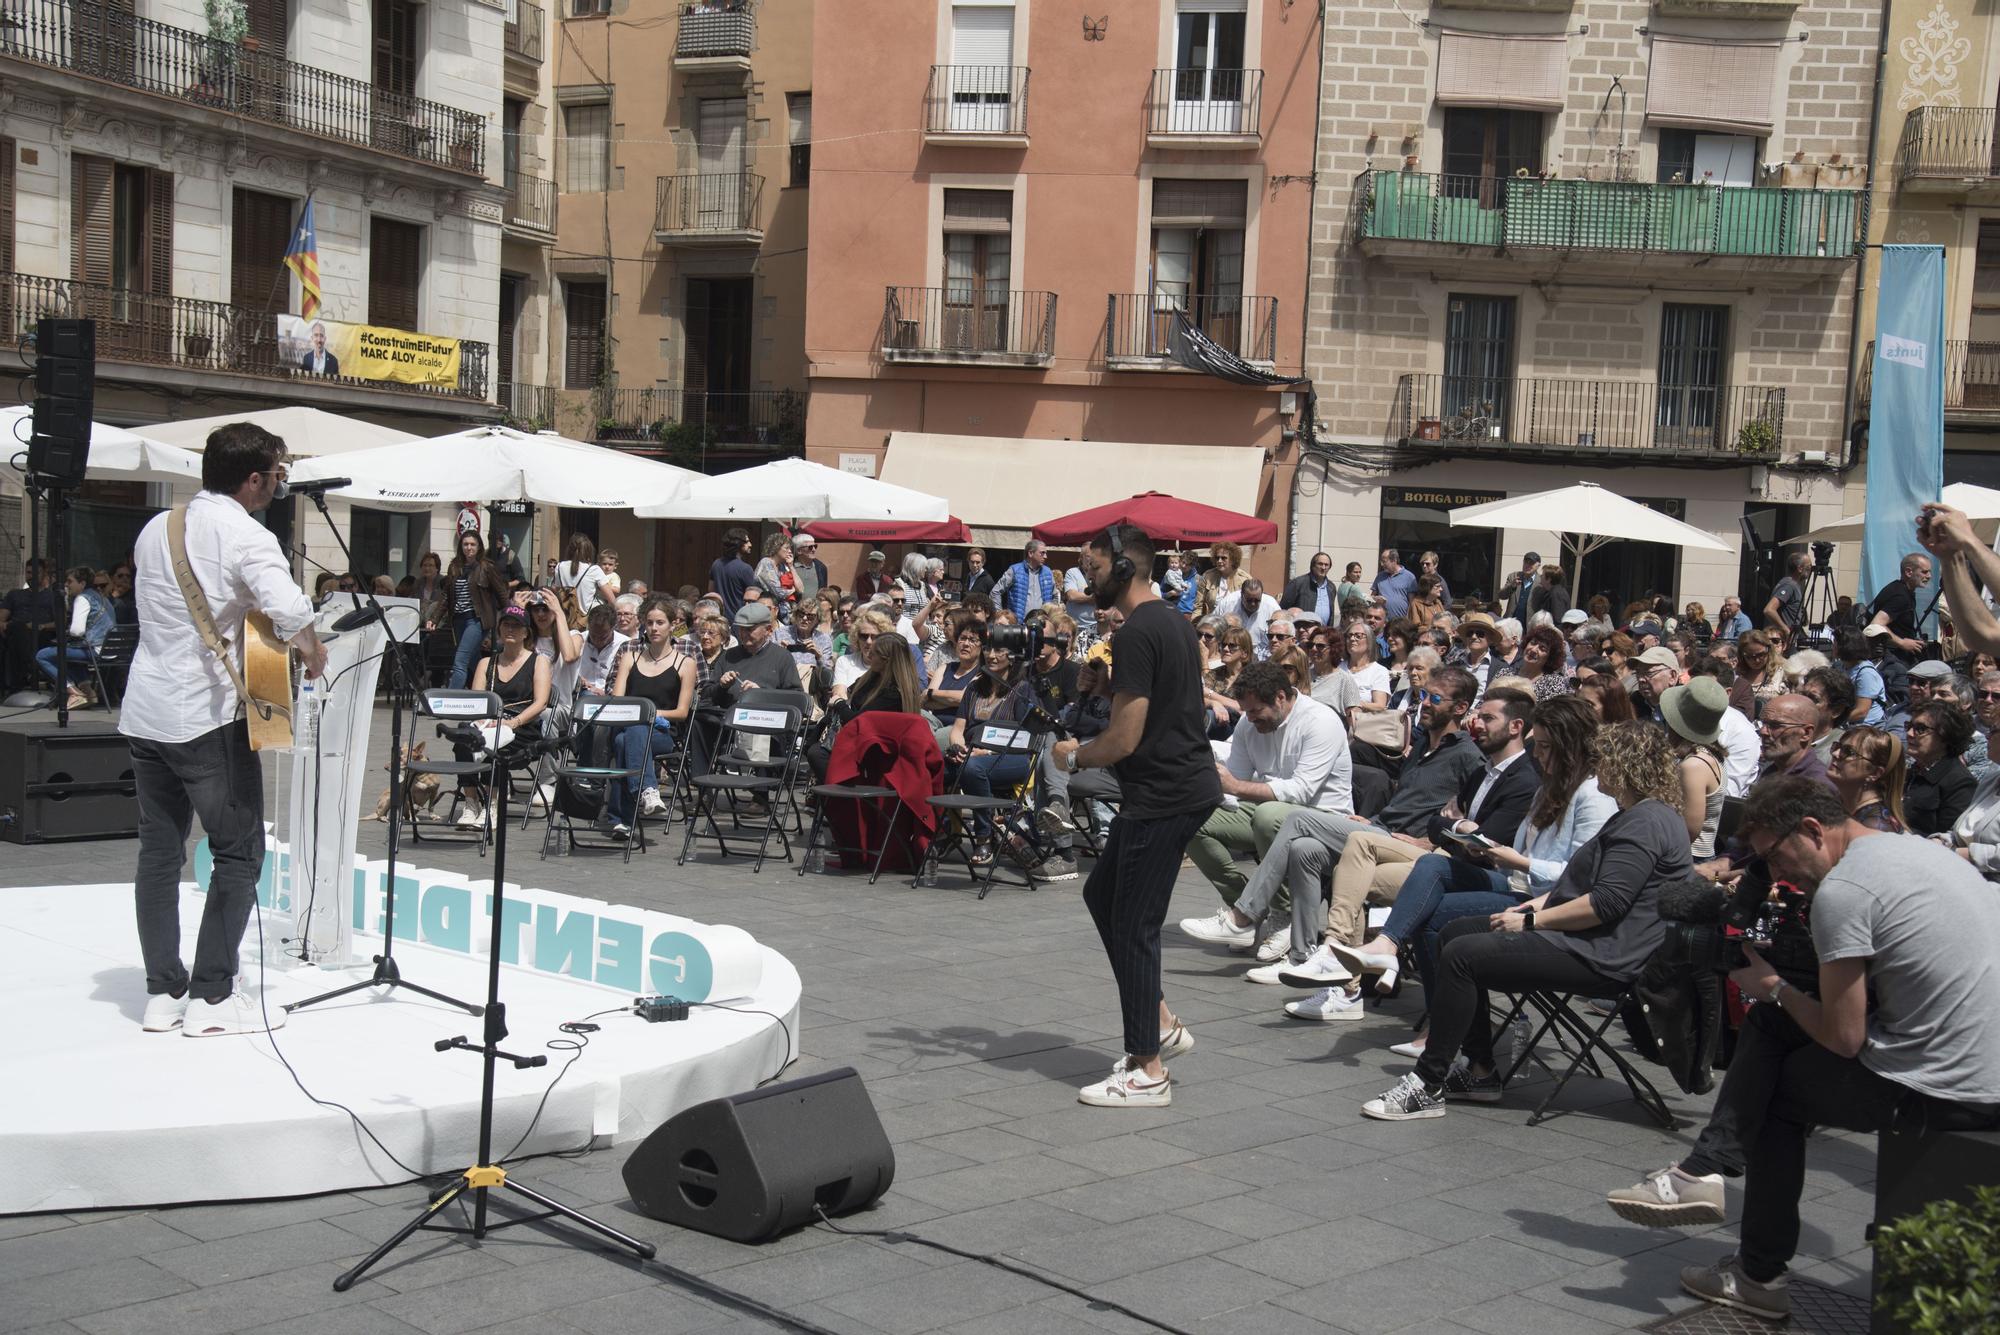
[27,317,94,490]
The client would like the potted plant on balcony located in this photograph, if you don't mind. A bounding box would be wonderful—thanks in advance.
[1736,417,1777,455]
[185,330,213,362]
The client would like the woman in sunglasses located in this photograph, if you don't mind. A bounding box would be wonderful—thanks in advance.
[1905,700,1978,837]
[1731,630,1785,719]
[1827,726,1906,833]
[1202,625,1254,736]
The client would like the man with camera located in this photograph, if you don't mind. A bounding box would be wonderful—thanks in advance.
[1606,776,2000,1322]
[1866,551,1933,665]
[1763,551,1810,645]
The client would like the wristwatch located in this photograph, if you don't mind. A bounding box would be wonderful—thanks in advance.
[1768,979,1789,1009]
[1520,907,1536,931]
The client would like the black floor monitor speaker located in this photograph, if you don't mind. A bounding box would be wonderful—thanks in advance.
[622,1066,895,1242]
[0,721,139,844]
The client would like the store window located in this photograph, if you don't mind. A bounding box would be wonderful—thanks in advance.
[1379,487,1503,603]
[1578,497,1686,614]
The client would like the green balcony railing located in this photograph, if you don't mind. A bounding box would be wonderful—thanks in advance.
[1355,171,1866,260]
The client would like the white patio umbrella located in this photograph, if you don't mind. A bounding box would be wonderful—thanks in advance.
[285,425,701,511]
[633,456,951,521]
[0,406,203,483]
[1448,481,1734,567]
[1799,482,2000,545]
[138,406,417,458]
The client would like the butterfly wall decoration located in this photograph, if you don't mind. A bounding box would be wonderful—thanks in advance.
[1082,14,1107,41]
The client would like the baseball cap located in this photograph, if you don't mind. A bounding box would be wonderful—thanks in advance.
[866,550,885,562]
[1629,621,1663,639]
[1909,659,1954,680]
[1861,623,1891,638]
[733,601,774,628]
[1561,609,1589,626]
[1524,551,1542,564]
[1635,646,1681,671]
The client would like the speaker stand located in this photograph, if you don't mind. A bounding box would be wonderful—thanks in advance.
[333,751,655,1292]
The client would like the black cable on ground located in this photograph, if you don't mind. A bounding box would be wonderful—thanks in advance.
[813,1206,1198,1335]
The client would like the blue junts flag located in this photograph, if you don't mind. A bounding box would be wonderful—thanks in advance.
[1865,246,1945,630]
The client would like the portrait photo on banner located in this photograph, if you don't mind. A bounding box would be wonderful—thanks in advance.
[276,314,463,388]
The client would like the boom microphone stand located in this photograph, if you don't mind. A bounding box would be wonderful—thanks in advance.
[333,692,655,1292]
[288,486,480,1017]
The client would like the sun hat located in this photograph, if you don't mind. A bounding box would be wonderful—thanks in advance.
[1660,676,1727,746]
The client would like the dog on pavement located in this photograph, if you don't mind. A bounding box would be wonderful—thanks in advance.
[367,742,443,821]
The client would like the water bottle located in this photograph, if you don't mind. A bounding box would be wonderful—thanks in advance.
[297,674,319,751]
[804,844,826,874]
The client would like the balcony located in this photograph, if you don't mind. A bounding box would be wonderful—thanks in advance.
[0,0,485,175]
[1145,68,1261,148]
[503,0,543,65]
[498,381,555,428]
[1393,373,1785,463]
[1105,293,1276,369]
[503,174,556,239]
[881,286,1056,367]
[1353,170,1864,287]
[653,172,763,246]
[0,272,489,402]
[1857,340,2000,422]
[1896,107,2000,193]
[586,387,804,454]
[673,3,752,71]
[923,66,1030,146]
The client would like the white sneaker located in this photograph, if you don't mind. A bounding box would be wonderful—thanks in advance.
[1159,1022,1195,1059]
[638,788,670,819]
[1277,943,1353,988]
[1078,1065,1171,1108]
[1244,958,1300,985]
[1179,908,1255,947]
[183,985,287,1038]
[1361,1070,1446,1121]
[141,991,190,1032]
[1252,929,1289,963]
[455,799,486,829]
[1286,985,1367,1022]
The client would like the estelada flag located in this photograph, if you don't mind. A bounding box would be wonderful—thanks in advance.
[283,197,321,319]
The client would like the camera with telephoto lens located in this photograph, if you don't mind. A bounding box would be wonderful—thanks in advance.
[987,623,1070,660]
[1660,859,1818,985]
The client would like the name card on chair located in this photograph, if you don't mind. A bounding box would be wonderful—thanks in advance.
[732,707,790,730]
[979,724,1033,750]
[579,701,643,725]
[426,692,498,719]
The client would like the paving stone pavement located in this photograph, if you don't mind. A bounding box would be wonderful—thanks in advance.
[0,706,1882,1334]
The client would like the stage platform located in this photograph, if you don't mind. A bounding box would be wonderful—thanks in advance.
[1,877,802,1214]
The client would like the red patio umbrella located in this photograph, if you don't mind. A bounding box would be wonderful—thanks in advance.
[803,516,973,544]
[1032,492,1277,546]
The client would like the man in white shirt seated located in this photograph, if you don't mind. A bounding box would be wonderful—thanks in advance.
[1691,655,1760,796]
[1218,577,1276,658]
[122,422,327,1039]
[1183,661,1352,961]
[575,602,630,697]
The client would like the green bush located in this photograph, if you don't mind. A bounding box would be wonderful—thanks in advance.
[1874,1184,2000,1333]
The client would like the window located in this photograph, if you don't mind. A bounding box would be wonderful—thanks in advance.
[787,92,811,187]
[1379,487,1503,603]
[563,102,610,193]
[1442,109,1542,204]
[231,188,294,313]
[0,138,16,278]
[1657,303,1728,449]
[368,215,422,330]
[1441,294,1514,440]
[497,273,520,391]
[1173,1,1246,122]
[1657,130,1757,186]
[71,154,170,296]
[942,188,1011,352]
[570,0,609,16]
[947,3,1015,132]
[563,278,606,388]
[503,97,525,190]
[1149,177,1246,354]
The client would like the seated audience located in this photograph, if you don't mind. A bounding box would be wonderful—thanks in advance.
[1828,725,1904,832]
[1903,700,1976,836]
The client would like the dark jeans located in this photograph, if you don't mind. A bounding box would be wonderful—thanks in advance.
[448,613,485,689]
[606,720,673,823]
[961,751,1031,838]
[130,720,265,1002]
[1376,854,1517,996]
[1415,915,1622,1088]
[1082,805,1213,1059]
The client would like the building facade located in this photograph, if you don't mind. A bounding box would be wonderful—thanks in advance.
[1302,0,1871,618]
[804,0,1316,588]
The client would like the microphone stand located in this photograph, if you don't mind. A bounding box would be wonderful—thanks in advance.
[289,488,481,1017]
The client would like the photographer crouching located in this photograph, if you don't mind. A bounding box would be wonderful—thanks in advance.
[1605,777,2000,1322]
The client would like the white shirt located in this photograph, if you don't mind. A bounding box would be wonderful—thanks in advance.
[833,652,869,691]
[577,630,629,694]
[1466,747,1526,824]
[1224,692,1352,812]
[1719,704,1762,798]
[556,561,609,614]
[1348,660,1392,701]
[1217,591,1276,658]
[122,490,314,744]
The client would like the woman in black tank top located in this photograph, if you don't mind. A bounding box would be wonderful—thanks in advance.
[452,606,551,826]
[606,599,695,827]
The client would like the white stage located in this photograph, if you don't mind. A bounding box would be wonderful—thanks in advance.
[1,879,802,1214]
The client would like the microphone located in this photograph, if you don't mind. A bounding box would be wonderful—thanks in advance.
[287,476,354,496]
[332,604,382,632]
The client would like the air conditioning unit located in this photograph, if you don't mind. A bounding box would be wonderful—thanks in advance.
[1794,449,1833,466]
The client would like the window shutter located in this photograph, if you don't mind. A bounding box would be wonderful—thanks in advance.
[231,189,294,312]
[683,277,709,401]
[951,5,1012,67]
[145,168,173,299]
[245,0,287,52]
[497,275,518,387]
[943,187,1012,232]
[70,155,114,288]
[368,216,421,330]
[698,98,745,174]
[1150,178,1247,227]
[0,138,16,276]
[563,279,605,388]
[1644,36,1779,135]
[1435,32,1567,112]
[563,103,608,193]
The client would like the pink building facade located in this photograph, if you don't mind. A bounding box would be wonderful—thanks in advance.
[805,0,1317,587]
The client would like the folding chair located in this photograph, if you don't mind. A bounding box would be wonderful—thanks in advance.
[740,687,817,834]
[88,624,141,707]
[921,719,1045,899]
[542,695,654,863]
[1493,984,1677,1129]
[404,690,508,856]
[679,702,803,871]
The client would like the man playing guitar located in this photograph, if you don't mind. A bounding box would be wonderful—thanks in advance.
[121,423,327,1037]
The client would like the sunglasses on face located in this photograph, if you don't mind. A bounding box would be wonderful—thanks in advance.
[1980,691,2000,702]
[1907,722,1936,737]
[1198,631,1216,642]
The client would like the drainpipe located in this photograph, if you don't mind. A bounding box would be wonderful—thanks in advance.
[1838,0,1893,475]
[1287,0,1328,580]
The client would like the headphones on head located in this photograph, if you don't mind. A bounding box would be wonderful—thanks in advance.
[1105,525,1135,588]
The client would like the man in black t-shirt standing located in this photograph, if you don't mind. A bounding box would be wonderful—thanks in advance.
[1867,551,1933,664]
[1052,526,1221,1109]
[1764,551,1809,644]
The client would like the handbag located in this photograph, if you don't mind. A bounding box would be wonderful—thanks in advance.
[1350,706,1408,752]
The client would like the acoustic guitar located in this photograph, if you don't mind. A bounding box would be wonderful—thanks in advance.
[241,611,296,752]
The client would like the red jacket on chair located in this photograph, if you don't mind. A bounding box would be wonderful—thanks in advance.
[825,711,945,871]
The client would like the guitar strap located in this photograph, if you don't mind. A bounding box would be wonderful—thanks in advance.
[166,506,277,724]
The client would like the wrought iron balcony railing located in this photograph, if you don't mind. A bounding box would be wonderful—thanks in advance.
[0,0,486,174]
[504,174,555,234]
[1394,372,1785,458]
[881,286,1056,364]
[591,387,801,447]
[498,381,555,427]
[924,65,1030,138]
[503,0,543,63]
[674,3,752,61]
[0,272,489,399]
[1856,340,2000,411]
[1355,170,1864,260]
[1105,293,1276,364]
[1146,68,1261,139]
[1896,106,2000,184]
[653,172,763,237]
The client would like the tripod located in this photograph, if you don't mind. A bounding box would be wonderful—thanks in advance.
[289,490,480,1017]
[1798,562,1841,650]
[333,702,655,1291]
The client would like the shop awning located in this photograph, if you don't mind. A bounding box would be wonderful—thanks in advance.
[879,432,1266,549]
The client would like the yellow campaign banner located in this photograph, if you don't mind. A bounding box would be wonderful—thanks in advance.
[277,314,462,388]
